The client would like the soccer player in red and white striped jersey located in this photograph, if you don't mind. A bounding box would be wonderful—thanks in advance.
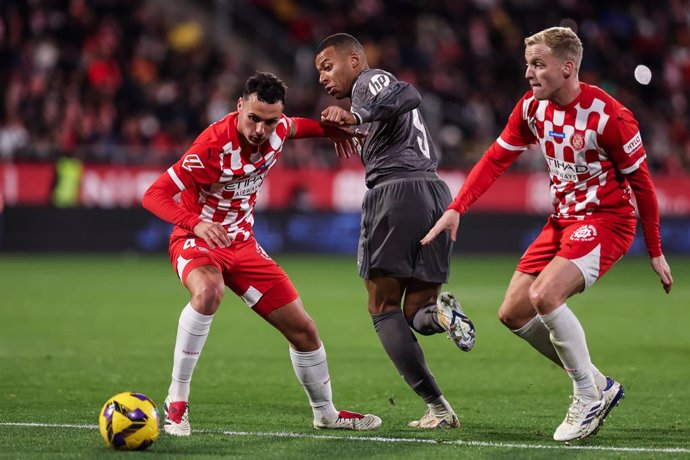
[422,27,673,442]
[143,72,381,435]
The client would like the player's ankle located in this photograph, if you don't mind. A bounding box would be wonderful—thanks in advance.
[312,403,339,422]
[427,395,453,416]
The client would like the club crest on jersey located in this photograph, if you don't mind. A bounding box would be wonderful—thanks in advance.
[570,132,585,151]
[570,224,598,242]
[182,154,205,171]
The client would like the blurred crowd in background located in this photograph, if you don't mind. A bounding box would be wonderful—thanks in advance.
[1,0,689,173]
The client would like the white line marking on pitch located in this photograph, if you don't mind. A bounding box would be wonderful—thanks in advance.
[1,422,688,454]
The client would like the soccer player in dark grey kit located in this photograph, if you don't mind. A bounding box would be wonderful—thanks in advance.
[314,33,476,428]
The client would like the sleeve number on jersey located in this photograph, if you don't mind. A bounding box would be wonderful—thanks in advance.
[411,109,430,158]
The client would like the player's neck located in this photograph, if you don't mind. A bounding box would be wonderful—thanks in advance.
[550,80,582,107]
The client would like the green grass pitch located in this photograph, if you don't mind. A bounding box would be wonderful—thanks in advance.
[0,254,688,459]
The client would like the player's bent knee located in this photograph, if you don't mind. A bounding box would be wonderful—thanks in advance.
[498,307,530,330]
[289,318,321,352]
[528,286,563,313]
[368,303,400,315]
[190,283,225,314]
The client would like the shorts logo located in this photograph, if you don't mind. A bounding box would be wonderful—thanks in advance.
[255,242,272,260]
[570,132,585,151]
[570,224,598,242]
[182,154,205,171]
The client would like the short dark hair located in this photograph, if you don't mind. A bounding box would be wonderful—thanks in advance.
[243,72,287,104]
[316,33,364,55]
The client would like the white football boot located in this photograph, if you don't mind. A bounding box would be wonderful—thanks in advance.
[435,292,476,352]
[553,396,605,442]
[163,397,191,436]
[314,410,382,430]
[599,377,625,422]
[408,409,460,428]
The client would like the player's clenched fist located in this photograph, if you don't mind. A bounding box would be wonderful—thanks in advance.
[321,106,357,126]
[193,221,231,249]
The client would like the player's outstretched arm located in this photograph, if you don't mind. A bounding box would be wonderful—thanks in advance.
[289,116,366,158]
[421,209,460,245]
[327,126,366,159]
[651,255,673,294]
[320,106,357,126]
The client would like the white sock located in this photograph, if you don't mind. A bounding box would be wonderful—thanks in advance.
[539,304,600,401]
[590,364,607,390]
[514,315,608,390]
[512,315,562,366]
[289,343,339,422]
[168,303,214,402]
[427,395,454,417]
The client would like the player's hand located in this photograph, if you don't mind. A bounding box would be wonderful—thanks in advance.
[650,254,673,294]
[321,106,357,126]
[324,126,367,158]
[421,209,461,245]
[193,221,231,249]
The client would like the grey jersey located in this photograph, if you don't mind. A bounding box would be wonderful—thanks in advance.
[350,68,439,188]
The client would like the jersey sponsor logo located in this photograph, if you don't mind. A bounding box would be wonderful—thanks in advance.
[182,154,205,171]
[623,131,642,155]
[548,130,566,139]
[570,224,598,242]
[570,132,585,150]
[223,172,267,195]
[545,157,589,182]
[368,73,390,95]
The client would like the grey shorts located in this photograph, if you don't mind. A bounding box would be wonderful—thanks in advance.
[358,172,453,283]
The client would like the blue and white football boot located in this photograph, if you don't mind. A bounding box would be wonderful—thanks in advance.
[435,292,476,352]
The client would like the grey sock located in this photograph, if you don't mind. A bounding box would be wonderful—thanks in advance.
[410,303,444,335]
[372,309,442,403]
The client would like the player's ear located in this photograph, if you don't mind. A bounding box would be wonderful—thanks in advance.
[237,97,244,111]
[350,52,360,69]
[563,61,574,79]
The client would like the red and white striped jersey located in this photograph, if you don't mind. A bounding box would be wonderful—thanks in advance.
[165,111,293,241]
[499,83,646,219]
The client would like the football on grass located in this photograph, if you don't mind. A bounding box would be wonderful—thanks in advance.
[98,392,159,450]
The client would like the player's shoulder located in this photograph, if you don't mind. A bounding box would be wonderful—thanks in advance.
[581,83,629,114]
[271,113,294,141]
[179,112,238,171]
[514,89,540,117]
[360,68,397,81]
[193,112,239,149]
[353,68,399,99]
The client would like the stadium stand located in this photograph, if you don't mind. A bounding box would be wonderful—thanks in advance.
[1,0,689,173]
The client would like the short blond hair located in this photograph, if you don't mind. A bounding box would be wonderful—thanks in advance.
[525,27,583,72]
